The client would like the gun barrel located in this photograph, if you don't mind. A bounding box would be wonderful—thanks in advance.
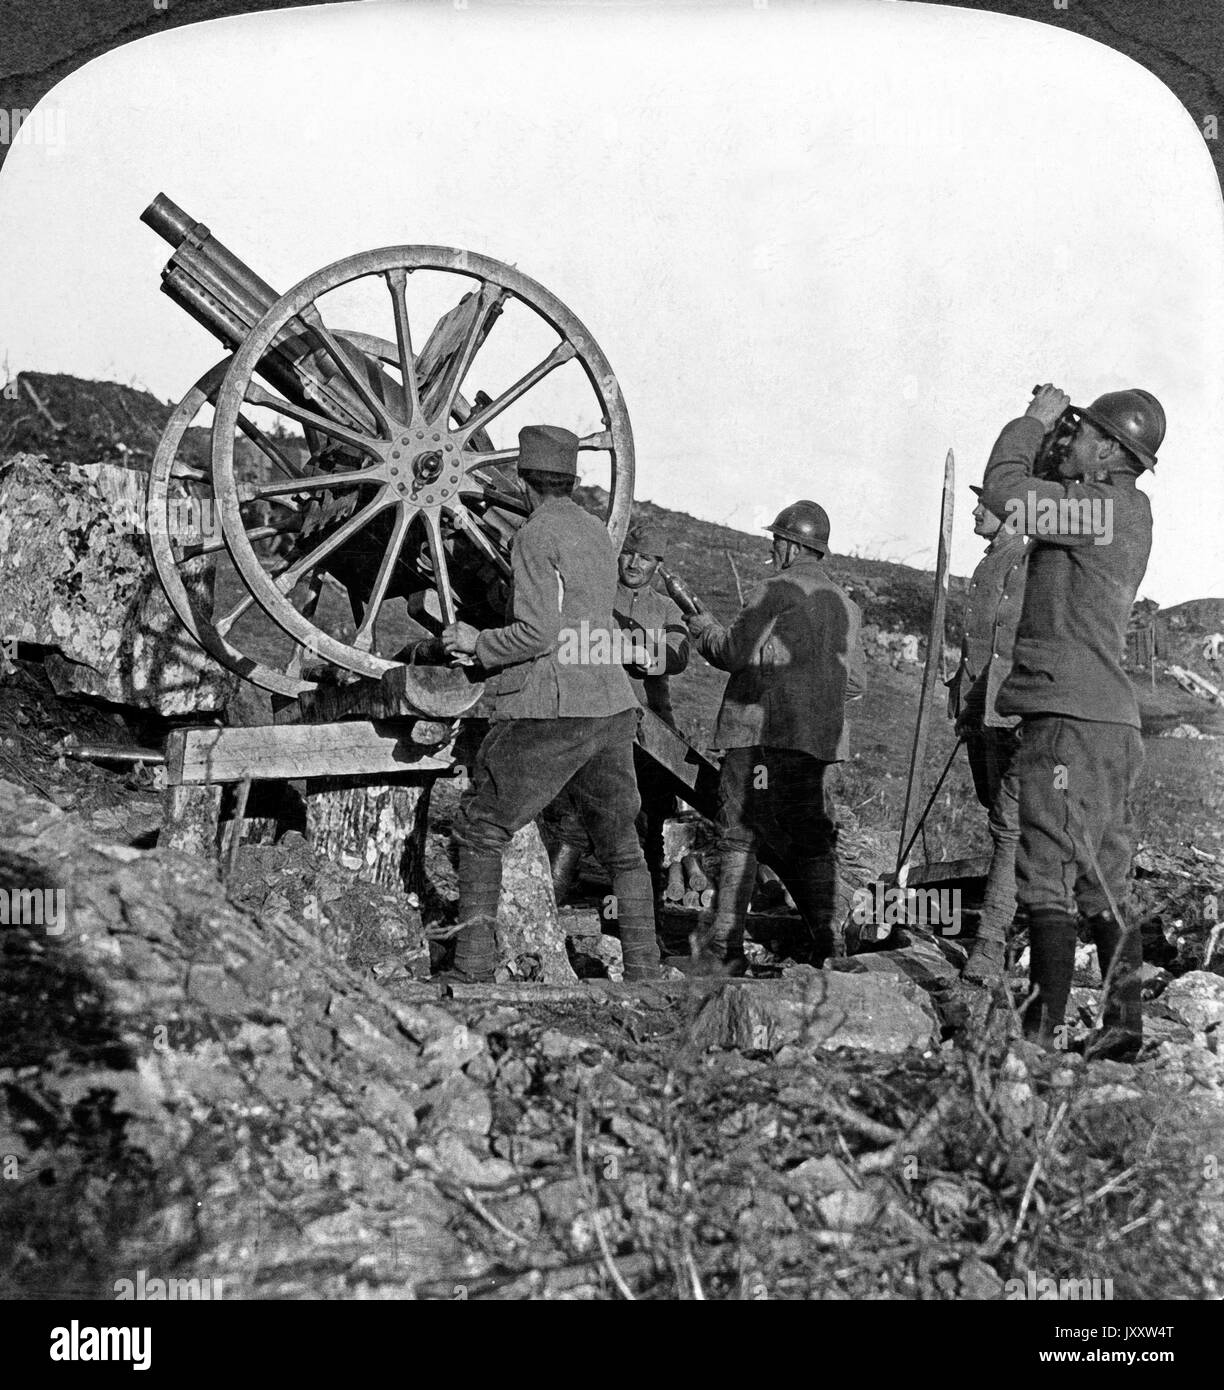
[143,192,282,347]
[143,192,382,430]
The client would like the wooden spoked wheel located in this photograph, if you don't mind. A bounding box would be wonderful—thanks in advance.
[147,355,319,697]
[149,333,447,697]
[210,248,635,688]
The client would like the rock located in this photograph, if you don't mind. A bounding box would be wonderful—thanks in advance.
[817,1185,885,1230]
[1157,972,1224,1032]
[0,454,236,713]
[832,935,960,990]
[784,1155,858,1196]
[995,1049,1048,1139]
[691,970,940,1055]
[958,1256,1005,1300]
[568,929,623,981]
[1074,942,1102,985]
[492,822,576,985]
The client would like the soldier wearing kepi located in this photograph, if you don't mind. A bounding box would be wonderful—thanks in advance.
[681,501,865,974]
[981,385,1164,1060]
[442,425,661,982]
[547,520,690,908]
[950,484,1029,982]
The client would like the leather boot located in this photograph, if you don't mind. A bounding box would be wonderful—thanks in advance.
[549,841,584,907]
[672,849,756,976]
[963,917,1009,984]
[611,864,662,982]
[780,852,842,965]
[1022,909,1076,1050]
[450,846,501,983]
[1084,910,1143,1062]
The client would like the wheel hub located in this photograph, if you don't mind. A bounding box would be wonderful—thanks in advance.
[383,424,463,504]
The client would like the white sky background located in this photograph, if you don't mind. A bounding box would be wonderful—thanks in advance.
[1,0,1221,604]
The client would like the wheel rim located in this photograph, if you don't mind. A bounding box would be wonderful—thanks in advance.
[147,356,316,697]
[210,247,634,688]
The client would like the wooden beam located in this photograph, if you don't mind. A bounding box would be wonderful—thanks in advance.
[165,721,457,785]
[634,708,720,817]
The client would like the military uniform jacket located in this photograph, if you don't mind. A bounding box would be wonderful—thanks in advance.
[474,497,638,722]
[958,531,1029,729]
[692,555,865,761]
[980,417,1152,728]
[614,580,690,726]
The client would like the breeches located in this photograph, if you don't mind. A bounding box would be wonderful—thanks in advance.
[455,710,647,875]
[1014,716,1143,917]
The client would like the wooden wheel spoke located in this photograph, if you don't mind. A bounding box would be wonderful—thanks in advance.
[244,381,381,458]
[276,496,390,592]
[298,303,398,437]
[462,447,518,469]
[244,465,384,501]
[431,281,505,421]
[170,463,208,482]
[385,267,422,425]
[459,340,577,438]
[237,413,304,479]
[181,523,284,561]
[446,503,512,577]
[352,503,412,653]
[214,591,258,638]
[458,483,530,516]
[459,429,608,477]
[419,507,459,627]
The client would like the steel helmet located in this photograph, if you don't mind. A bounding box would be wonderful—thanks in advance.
[766,500,830,554]
[1075,389,1165,471]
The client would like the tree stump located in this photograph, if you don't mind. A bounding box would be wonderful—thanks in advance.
[161,784,222,856]
[304,775,433,893]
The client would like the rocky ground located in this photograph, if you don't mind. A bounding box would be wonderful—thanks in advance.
[0,672,1222,1299]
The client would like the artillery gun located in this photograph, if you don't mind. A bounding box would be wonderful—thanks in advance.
[142,193,635,715]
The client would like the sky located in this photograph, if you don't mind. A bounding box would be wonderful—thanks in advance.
[1,0,1221,603]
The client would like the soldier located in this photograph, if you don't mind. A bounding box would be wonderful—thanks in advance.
[680,501,865,974]
[547,520,690,909]
[950,484,1029,982]
[441,425,661,982]
[980,385,1164,1060]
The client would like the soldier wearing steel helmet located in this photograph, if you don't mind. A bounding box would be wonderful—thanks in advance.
[680,500,865,974]
[979,385,1165,1061]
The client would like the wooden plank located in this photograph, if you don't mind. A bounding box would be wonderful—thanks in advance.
[634,708,720,817]
[902,855,990,887]
[167,721,457,785]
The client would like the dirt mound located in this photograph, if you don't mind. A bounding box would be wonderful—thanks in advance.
[0,373,176,470]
